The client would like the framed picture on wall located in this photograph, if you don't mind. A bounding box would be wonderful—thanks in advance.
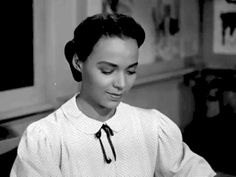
[213,0,236,54]
[87,0,199,79]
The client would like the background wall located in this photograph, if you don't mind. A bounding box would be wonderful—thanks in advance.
[45,0,85,103]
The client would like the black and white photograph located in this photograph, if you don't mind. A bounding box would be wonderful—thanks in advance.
[0,0,235,177]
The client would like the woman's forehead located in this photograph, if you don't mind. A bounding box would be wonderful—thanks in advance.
[88,37,139,66]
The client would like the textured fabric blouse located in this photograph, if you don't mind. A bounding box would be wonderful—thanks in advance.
[10,95,216,177]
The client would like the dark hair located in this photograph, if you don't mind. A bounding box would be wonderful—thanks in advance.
[64,13,145,82]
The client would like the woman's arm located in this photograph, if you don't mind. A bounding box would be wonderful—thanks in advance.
[153,110,216,177]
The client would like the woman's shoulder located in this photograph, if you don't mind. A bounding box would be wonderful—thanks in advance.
[23,109,65,142]
[120,102,165,120]
[120,102,179,131]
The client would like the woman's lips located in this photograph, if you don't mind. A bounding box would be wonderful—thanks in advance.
[106,92,123,100]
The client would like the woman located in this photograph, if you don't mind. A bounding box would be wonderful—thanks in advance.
[11,13,216,177]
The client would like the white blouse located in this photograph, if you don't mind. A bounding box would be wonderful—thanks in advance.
[10,95,216,177]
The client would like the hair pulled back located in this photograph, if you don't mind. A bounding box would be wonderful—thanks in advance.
[64,13,145,82]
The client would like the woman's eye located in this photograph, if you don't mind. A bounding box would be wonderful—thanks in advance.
[127,70,136,75]
[101,69,114,75]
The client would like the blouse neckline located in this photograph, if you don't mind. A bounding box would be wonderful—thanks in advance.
[61,94,129,135]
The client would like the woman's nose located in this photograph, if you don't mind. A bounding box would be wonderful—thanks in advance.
[113,72,126,90]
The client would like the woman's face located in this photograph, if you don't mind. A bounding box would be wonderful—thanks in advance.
[79,37,139,111]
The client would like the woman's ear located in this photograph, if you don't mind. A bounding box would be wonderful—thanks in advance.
[72,54,83,72]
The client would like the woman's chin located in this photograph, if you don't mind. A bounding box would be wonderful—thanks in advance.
[104,100,121,110]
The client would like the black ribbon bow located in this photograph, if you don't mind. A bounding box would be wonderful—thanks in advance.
[95,124,116,164]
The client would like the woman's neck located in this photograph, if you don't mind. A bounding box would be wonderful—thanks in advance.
[76,95,115,122]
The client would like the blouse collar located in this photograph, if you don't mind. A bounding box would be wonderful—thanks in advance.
[61,94,130,135]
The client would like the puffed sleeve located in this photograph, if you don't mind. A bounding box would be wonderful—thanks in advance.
[10,122,63,177]
[153,110,216,177]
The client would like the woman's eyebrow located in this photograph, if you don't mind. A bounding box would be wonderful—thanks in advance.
[97,61,117,67]
[127,62,138,68]
[96,61,138,68]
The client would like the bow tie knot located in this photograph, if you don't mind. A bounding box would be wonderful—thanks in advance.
[95,124,116,164]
